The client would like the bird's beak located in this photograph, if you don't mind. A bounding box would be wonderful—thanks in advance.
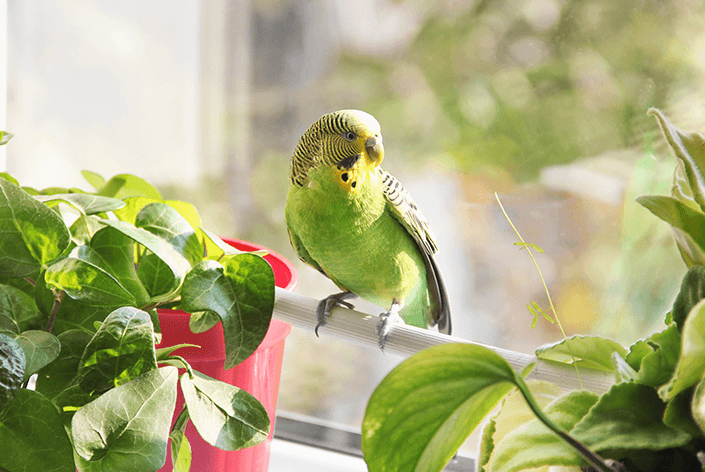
[365,135,384,166]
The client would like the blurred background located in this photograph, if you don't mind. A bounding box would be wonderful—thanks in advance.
[4,0,705,451]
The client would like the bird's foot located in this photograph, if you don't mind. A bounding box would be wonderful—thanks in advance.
[315,291,356,336]
[376,300,405,350]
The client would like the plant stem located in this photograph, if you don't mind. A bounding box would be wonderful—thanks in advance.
[495,192,583,388]
[24,276,36,287]
[46,290,64,334]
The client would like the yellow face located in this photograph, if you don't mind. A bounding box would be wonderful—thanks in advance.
[326,110,385,194]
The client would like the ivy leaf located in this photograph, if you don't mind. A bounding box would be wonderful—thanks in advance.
[181,370,269,450]
[34,193,125,215]
[95,173,162,200]
[77,307,157,394]
[0,131,14,146]
[0,178,71,277]
[72,366,177,471]
[0,283,44,332]
[69,214,104,246]
[181,255,274,369]
[659,298,705,401]
[135,202,203,267]
[81,171,105,191]
[0,389,75,472]
[535,335,627,372]
[14,330,61,381]
[135,202,203,298]
[44,257,135,307]
[0,334,25,417]
[362,344,517,472]
[76,226,151,307]
[35,330,93,400]
[99,219,191,303]
[34,273,114,335]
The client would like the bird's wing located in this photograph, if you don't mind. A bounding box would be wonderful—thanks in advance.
[379,167,451,334]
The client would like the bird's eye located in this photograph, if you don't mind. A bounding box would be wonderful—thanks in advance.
[342,131,357,142]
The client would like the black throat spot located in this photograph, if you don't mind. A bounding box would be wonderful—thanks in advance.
[336,154,361,170]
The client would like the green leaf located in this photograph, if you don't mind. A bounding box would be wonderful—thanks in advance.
[181,255,275,369]
[0,283,44,332]
[362,343,517,472]
[169,428,191,472]
[649,108,705,212]
[636,195,705,267]
[35,330,93,399]
[77,307,157,393]
[0,178,71,277]
[693,375,705,435]
[189,310,220,333]
[96,173,162,200]
[136,202,203,267]
[663,388,704,437]
[14,330,60,381]
[100,219,191,302]
[479,380,564,472]
[612,352,639,382]
[134,202,203,298]
[0,172,18,185]
[51,384,97,427]
[34,193,125,215]
[571,383,692,456]
[0,333,25,417]
[81,170,105,191]
[200,227,253,260]
[77,226,151,307]
[488,390,598,471]
[0,389,75,472]
[181,370,270,450]
[44,257,136,307]
[535,335,628,372]
[659,298,705,400]
[69,214,104,245]
[35,273,114,335]
[72,366,178,471]
[633,323,681,387]
[671,265,705,332]
[155,343,200,361]
[0,131,13,146]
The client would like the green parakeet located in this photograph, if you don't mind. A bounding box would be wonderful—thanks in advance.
[285,109,451,347]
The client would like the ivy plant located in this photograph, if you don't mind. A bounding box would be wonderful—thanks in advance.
[361,110,705,472]
[0,163,275,472]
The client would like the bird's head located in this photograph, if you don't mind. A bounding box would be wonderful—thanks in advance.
[290,109,385,193]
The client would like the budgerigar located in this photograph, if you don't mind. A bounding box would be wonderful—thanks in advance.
[285,109,451,348]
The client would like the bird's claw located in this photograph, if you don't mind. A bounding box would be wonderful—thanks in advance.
[376,302,405,350]
[315,291,356,336]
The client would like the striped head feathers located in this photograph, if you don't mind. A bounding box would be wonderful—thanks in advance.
[290,110,384,192]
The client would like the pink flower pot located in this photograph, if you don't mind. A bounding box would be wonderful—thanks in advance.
[156,238,296,471]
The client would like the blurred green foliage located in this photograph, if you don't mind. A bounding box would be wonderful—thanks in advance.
[325,0,700,181]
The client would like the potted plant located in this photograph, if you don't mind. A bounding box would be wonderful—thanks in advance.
[360,109,705,472]
[0,160,296,471]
